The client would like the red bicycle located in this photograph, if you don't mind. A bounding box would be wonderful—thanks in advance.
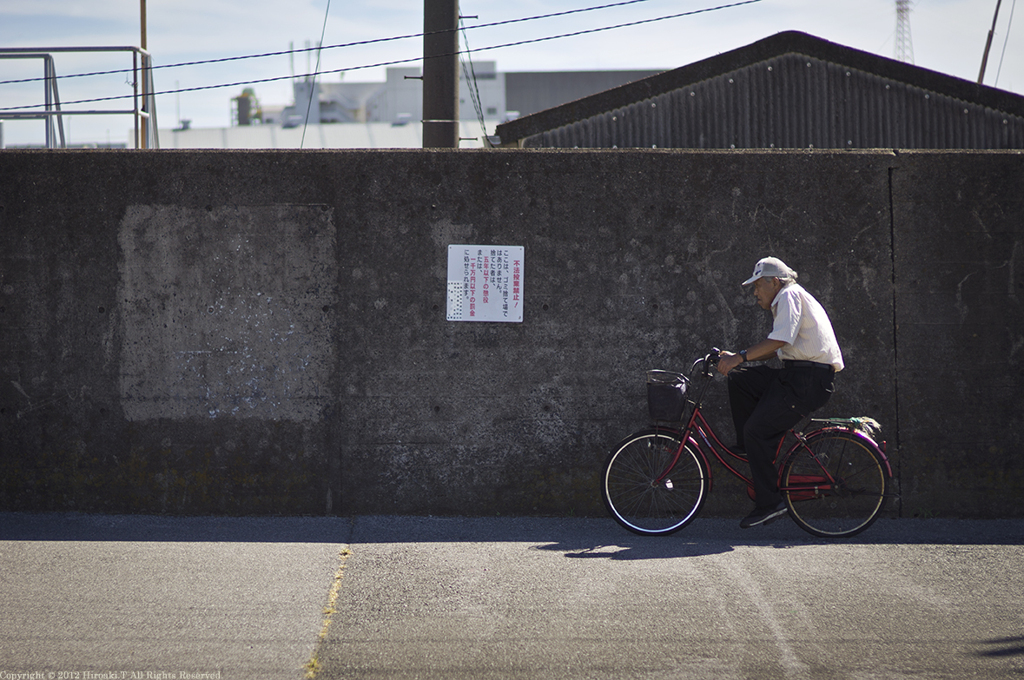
[601,349,893,538]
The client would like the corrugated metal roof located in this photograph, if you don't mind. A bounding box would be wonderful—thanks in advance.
[496,31,1024,150]
[524,55,1024,149]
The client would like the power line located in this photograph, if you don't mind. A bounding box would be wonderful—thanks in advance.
[460,16,489,140]
[995,0,1018,86]
[301,0,333,148]
[0,0,667,88]
[0,0,764,113]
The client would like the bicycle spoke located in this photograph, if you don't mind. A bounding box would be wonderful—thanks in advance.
[782,430,888,538]
[602,430,708,535]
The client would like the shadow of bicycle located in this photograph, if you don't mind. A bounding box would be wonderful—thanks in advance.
[975,636,1024,658]
[532,534,810,560]
[541,541,736,559]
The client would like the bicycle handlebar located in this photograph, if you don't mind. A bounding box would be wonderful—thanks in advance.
[691,347,721,378]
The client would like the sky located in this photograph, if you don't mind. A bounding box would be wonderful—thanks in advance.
[1,0,1021,146]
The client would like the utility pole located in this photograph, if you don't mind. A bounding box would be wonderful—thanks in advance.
[422,0,460,148]
[979,0,1003,84]
[140,0,147,50]
[140,0,149,148]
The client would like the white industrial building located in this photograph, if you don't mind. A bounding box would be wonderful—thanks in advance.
[148,63,660,149]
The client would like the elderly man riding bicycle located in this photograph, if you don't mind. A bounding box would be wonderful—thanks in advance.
[716,257,844,529]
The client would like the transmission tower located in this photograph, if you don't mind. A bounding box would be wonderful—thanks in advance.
[895,0,915,63]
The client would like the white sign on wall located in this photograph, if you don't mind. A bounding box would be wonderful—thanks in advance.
[446,245,523,322]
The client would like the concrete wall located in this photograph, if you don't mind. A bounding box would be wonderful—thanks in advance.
[892,152,1024,516]
[0,149,1020,517]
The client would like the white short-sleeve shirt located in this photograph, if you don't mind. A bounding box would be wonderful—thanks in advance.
[768,283,844,372]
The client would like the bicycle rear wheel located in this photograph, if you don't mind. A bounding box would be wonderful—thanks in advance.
[781,429,889,538]
[601,429,709,536]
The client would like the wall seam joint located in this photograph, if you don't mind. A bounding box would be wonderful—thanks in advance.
[888,161,903,518]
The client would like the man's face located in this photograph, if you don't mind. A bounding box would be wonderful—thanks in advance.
[752,276,779,310]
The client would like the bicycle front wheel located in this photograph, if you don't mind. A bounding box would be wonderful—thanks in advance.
[601,429,709,536]
[781,429,889,538]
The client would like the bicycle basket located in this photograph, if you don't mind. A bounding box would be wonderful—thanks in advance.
[647,370,688,422]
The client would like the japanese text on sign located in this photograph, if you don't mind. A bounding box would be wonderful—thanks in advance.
[446,245,523,322]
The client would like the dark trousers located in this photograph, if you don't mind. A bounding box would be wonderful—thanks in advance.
[727,364,835,508]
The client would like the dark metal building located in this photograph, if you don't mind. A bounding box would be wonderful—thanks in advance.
[504,70,662,118]
[495,31,1024,150]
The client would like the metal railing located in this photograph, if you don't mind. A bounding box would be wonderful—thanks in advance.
[0,46,159,149]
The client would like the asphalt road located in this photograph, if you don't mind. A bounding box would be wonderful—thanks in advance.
[2,513,1022,679]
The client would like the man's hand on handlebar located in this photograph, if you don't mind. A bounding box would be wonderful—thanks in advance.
[717,351,744,376]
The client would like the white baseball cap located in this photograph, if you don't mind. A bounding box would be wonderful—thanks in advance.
[742,257,796,286]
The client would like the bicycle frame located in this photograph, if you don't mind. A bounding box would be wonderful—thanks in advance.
[603,350,895,537]
[653,353,892,498]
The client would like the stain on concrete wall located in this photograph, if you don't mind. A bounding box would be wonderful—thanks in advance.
[117,204,336,422]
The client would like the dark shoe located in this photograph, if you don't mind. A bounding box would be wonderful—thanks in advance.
[739,501,788,529]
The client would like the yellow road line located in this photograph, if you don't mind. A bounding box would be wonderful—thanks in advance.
[305,546,352,678]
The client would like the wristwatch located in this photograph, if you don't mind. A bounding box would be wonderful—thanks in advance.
[739,350,748,363]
